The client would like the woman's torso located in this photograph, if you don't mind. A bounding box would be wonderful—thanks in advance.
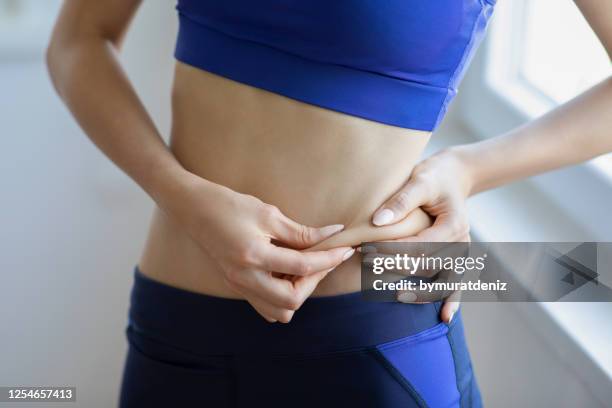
[138,62,433,297]
[137,0,499,297]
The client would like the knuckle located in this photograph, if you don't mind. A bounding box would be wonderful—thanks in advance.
[236,249,254,266]
[260,204,281,223]
[224,269,242,286]
[295,259,312,276]
[236,242,259,266]
[415,174,437,197]
[297,224,312,244]
[393,191,410,211]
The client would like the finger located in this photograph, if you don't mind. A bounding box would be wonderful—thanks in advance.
[224,284,278,323]
[441,291,462,323]
[246,291,294,323]
[227,269,299,310]
[372,180,431,226]
[356,244,378,254]
[247,297,281,323]
[229,265,333,311]
[235,269,332,323]
[292,268,332,304]
[270,209,345,249]
[389,212,469,244]
[259,245,355,276]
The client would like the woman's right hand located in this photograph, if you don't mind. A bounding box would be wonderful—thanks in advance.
[167,173,355,323]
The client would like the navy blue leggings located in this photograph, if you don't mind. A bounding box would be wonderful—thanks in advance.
[119,268,482,407]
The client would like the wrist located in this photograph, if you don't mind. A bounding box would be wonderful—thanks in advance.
[442,144,479,197]
[144,160,209,219]
[154,165,233,232]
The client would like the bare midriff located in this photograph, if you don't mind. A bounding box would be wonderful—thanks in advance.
[139,62,433,297]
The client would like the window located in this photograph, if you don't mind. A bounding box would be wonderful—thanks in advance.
[454,0,612,241]
[478,0,611,120]
[451,2,612,392]
[520,0,610,106]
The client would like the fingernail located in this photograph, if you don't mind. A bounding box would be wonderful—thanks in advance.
[373,209,394,226]
[398,292,417,302]
[448,311,456,323]
[356,246,372,254]
[320,224,345,236]
[342,248,355,261]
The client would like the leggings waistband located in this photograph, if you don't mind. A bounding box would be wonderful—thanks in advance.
[129,267,443,355]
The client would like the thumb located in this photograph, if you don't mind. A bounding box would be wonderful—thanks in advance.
[372,180,430,227]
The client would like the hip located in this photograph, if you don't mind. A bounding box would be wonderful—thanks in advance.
[119,269,482,407]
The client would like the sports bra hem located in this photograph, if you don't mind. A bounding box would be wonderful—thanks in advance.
[174,14,451,132]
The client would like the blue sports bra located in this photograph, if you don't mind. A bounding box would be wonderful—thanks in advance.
[174,0,497,131]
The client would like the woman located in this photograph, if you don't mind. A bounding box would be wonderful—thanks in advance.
[46,0,611,407]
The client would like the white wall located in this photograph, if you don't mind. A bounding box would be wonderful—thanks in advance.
[0,3,176,407]
[0,2,606,407]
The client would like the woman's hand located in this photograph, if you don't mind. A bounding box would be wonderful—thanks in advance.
[370,147,473,323]
[169,173,355,324]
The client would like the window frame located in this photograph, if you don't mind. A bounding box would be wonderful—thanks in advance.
[444,3,612,400]
[456,0,612,241]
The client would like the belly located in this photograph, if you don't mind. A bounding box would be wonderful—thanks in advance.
[139,62,433,296]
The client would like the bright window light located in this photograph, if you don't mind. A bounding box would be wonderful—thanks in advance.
[519,0,611,105]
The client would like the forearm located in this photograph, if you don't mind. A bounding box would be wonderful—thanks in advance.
[46,34,204,213]
[455,76,612,195]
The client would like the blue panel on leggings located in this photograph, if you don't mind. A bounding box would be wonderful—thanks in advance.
[376,322,460,408]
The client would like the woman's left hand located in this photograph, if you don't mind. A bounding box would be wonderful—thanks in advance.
[370,146,473,324]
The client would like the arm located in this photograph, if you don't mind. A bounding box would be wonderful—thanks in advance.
[371,0,612,321]
[460,76,612,195]
[462,0,611,194]
[46,0,188,209]
[47,0,354,323]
